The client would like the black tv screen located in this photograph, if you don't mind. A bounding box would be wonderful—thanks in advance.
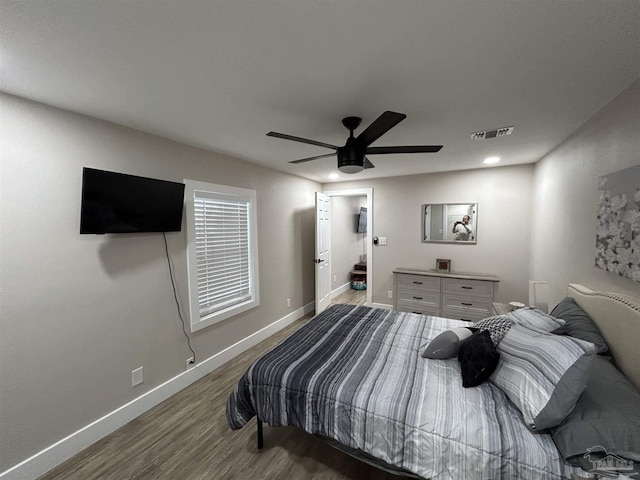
[80,167,185,234]
[357,207,367,233]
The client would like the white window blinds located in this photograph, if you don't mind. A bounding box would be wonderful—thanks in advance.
[185,180,259,332]
[194,192,252,317]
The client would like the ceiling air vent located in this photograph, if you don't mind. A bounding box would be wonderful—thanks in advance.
[471,126,514,140]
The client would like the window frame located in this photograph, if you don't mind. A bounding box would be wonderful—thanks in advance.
[184,179,260,332]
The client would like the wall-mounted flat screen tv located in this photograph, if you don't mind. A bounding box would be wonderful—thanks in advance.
[80,167,185,234]
[357,206,367,233]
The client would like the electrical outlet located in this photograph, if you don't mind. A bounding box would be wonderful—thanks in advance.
[287,298,291,307]
[131,367,143,387]
[186,357,195,369]
[388,290,393,299]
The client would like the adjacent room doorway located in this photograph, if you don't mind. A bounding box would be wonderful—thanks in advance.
[315,188,373,314]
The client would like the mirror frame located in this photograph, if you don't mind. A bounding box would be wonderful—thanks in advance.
[421,203,478,244]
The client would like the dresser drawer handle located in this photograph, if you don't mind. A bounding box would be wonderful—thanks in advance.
[413,296,423,300]
[412,281,423,285]
[413,311,421,314]
[461,302,473,306]
[461,286,473,290]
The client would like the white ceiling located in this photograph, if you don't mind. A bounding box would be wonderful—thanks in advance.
[1,1,639,183]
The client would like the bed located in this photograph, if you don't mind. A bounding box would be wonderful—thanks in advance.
[227,284,640,479]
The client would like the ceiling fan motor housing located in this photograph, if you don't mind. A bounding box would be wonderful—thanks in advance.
[337,146,365,173]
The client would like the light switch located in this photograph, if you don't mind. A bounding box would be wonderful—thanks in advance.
[378,236,387,245]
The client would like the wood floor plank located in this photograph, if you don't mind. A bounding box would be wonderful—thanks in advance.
[37,290,397,480]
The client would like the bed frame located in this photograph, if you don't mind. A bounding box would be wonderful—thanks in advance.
[567,283,640,390]
[255,283,640,476]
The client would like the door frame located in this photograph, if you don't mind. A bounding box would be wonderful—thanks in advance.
[322,188,373,306]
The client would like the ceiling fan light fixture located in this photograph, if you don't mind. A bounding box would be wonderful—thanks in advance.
[338,163,364,174]
[337,146,365,173]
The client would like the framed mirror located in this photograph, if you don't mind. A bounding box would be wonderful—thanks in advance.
[422,203,477,243]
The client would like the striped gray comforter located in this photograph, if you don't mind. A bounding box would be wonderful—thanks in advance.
[226,304,589,480]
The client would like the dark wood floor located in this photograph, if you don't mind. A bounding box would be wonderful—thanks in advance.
[38,289,396,480]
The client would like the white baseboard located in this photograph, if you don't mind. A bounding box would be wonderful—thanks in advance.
[0,302,314,480]
[330,282,351,299]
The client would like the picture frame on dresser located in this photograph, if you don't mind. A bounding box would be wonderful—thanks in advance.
[436,259,451,273]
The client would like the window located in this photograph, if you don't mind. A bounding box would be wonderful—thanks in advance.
[184,180,259,332]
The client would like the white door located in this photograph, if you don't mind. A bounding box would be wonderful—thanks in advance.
[315,192,331,314]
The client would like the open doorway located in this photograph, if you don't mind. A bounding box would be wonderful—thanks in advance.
[324,188,373,307]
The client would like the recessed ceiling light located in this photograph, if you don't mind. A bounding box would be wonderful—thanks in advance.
[484,156,500,164]
[328,173,339,180]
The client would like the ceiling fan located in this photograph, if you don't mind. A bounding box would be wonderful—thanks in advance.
[267,111,443,173]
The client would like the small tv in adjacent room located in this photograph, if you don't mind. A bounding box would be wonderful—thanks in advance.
[80,167,185,234]
[357,206,367,233]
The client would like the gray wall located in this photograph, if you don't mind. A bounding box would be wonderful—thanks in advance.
[530,78,640,306]
[0,94,320,471]
[324,165,535,306]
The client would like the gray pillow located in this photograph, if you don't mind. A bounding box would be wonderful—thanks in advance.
[490,324,596,431]
[550,356,640,465]
[506,307,566,332]
[550,297,610,355]
[422,327,476,359]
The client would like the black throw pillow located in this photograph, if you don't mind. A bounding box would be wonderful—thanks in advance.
[458,330,500,388]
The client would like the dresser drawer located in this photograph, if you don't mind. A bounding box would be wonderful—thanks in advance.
[396,273,440,292]
[442,277,495,298]
[442,305,491,322]
[442,294,492,312]
[397,299,440,316]
[442,294,492,322]
[397,288,440,312]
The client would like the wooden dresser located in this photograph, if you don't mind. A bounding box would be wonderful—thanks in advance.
[393,268,500,321]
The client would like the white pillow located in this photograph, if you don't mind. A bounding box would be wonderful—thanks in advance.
[506,307,565,332]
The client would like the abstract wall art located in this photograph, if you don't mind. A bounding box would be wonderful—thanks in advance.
[595,164,640,282]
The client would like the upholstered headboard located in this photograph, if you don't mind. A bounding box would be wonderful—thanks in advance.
[568,283,640,390]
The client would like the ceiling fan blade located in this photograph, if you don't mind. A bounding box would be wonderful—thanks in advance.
[366,145,443,154]
[288,152,336,164]
[353,111,406,148]
[267,132,338,150]
[364,157,375,169]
